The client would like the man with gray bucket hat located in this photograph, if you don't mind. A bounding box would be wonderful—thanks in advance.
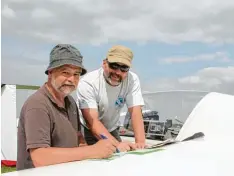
[17,44,118,171]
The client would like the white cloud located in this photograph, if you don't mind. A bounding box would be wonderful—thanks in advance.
[179,76,201,84]
[2,58,47,86]
[5,0,29,3]
[2,5,16,18]
[2,0,234,44]
[160,52,231,64]
[1,42,49,85]
[195,67,234,83]
[31,8,54,18]
[1,0,233,95]
[142,66,234,95]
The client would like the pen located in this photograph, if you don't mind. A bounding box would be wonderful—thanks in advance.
[100,134,120,153]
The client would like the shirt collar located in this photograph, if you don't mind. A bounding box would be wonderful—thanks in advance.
[41,83,71,109]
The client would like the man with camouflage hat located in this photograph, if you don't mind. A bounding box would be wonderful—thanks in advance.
[77,45,146,152]
[17,44,118,171]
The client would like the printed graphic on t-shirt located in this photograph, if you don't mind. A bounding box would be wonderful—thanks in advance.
[115,96,125,108]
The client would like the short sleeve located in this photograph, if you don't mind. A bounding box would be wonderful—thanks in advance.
[126,74,145,108]
[77,80,98,109]
[24,108,51,151]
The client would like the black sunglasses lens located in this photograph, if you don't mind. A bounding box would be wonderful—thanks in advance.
[120,67,129,72]
[108,62,129,72]
[109,63,119,70]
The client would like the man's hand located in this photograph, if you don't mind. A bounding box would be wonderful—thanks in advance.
[128,106,146,150]
[79,143,88,147]
[90,139,117,159]
[134,142,147,149]
[117,141,137,152]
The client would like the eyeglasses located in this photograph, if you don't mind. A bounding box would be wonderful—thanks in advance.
[107,61,130,72]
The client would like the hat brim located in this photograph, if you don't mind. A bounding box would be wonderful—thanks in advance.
[107,56,131,67]
[45,59,87,76]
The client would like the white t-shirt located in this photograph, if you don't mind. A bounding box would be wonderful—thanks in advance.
[77,68,144,132]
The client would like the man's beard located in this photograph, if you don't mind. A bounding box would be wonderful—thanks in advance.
[104,72,122,86]
[51,78,75,96]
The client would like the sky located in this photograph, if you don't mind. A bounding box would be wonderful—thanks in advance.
[1,0,234,95]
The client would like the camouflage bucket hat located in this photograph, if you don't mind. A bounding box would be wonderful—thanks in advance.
[45,44,87,75]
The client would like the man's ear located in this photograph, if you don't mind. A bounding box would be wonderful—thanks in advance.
[103,58,108,64]
[48,70,53,79]
[102,59,108,68]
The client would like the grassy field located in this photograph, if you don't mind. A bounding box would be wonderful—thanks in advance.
[16,85,40,90]
[1,166,16,174]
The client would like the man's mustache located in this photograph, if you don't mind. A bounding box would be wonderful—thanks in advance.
[109,73,121,80]
[61,84,75,88]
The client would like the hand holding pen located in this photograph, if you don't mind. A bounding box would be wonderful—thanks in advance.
[100,134,120,153]
[100,134,136,152]
[90,135,118,159]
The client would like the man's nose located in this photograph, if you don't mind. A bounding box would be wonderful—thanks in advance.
[115,68,122,74]
[67,75,76,82]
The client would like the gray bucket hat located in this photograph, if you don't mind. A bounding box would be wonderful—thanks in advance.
[45,44,87,75]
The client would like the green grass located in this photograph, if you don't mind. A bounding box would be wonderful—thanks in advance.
[16,85,40,90]
[1,166,16,174]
